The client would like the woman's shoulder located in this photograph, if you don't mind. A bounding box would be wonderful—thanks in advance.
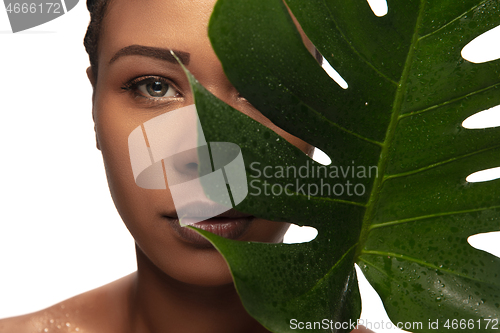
[0,273,135,333]
[0,300,83,333]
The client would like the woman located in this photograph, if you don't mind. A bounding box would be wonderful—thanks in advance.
[0,0,372,332]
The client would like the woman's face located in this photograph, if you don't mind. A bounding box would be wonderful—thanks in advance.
[90,0,314,286]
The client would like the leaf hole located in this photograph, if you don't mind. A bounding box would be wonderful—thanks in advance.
[461,24,500,64]
[321,56,349,89]
[283,224,318,244]
[355,265,411,333]
[467,232,500,258]
[462,104,500,129]
[366,0,388,17]
[466,166,500,183]
[311,147,332,166]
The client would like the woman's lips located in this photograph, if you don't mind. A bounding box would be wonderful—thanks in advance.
[164,215,254,248]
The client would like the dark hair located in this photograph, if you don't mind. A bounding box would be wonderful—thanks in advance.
[84,0,110,83]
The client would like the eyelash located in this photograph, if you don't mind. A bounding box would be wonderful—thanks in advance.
[121,76,182,105]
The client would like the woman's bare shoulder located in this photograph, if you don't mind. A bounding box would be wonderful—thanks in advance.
[0,273,135,333]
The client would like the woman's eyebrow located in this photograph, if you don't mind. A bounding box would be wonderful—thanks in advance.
[109,45,191,65]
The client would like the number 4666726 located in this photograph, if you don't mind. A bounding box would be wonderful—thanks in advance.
[6,3,62,14]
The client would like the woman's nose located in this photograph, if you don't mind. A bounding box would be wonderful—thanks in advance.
[175,149,198,175]
[166,109,211,185]
[172,145,206,181]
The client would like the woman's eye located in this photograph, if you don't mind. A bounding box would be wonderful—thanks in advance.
[123,76,180,101]
[137,79,177,98]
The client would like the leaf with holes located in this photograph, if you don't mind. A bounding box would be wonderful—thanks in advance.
[186,0,500,332]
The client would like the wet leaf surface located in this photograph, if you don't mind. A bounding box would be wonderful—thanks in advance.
[187,0,500,331]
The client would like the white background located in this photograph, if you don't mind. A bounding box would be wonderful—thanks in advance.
[0,1,499,332]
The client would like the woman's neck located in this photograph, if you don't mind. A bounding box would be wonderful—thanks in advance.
[128,246,270,333]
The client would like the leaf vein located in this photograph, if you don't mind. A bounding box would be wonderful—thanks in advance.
[309,243,358,293]
[320,0,398,85]
[370,204,500,230]
[418,0,491,41]
[399,82,500,119]
[284,243,358,305]
[384,143,500,180]
[290,188,367,207]
[280,83,383,146]
[361,250,499,285]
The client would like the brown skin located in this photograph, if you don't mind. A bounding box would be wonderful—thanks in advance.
[0,1,374,332]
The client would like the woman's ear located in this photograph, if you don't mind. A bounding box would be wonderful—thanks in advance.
[94,125,101,151]
[86,66,96,87]
[86,66,101,150]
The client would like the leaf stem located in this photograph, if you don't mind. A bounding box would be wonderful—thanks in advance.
[355,0,427,260]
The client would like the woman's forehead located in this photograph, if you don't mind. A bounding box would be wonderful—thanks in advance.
[100,0,218,63]
[98,0,317,75]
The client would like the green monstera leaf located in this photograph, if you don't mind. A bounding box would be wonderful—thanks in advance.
[185,0,500,332]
